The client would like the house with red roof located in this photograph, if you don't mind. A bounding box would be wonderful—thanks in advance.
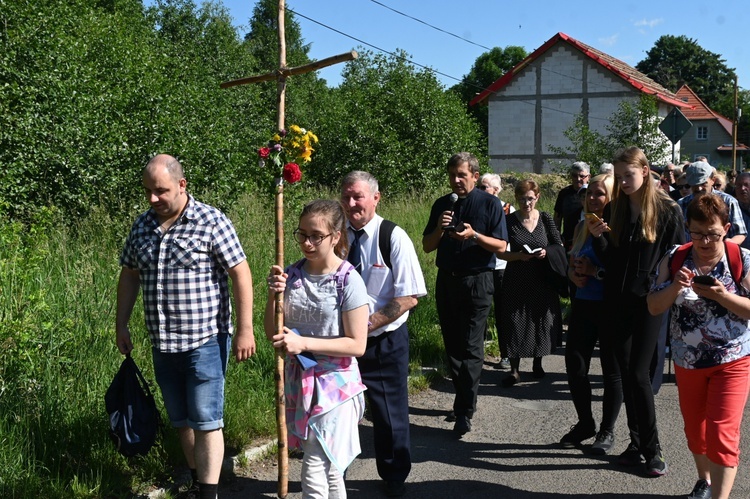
[674,84,748,167]
[470,32,688,173]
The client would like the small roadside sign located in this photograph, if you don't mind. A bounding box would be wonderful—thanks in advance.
[659,108,692,145]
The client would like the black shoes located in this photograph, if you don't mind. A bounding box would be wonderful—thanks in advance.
[687,479,711,498]
[617,442,645,467]
[590,429,615,455]
[453,414,471,435]
[501,373,520,387]
[385,480,406,497]
[560,422,596,448]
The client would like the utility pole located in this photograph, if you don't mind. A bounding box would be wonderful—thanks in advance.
[733,75,738,173]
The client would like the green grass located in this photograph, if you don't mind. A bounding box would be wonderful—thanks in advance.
[0,174,565,498]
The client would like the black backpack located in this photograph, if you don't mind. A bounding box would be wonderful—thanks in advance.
[105,355,161,457]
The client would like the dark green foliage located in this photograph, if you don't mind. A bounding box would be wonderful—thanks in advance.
[636,35,735,111]
[310,49,485,196]
[450,46,528,136]
[635,35,748,163]
[0,0,265,221]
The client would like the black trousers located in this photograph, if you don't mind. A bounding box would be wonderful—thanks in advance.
[436,269,494,418]
[611,293,663,458]
[492,269,508,358]
[565,298,623,433]
[359,324,411,482]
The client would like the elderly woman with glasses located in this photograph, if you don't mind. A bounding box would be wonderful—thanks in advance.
[648,194,750,499]
[498,179,563,386]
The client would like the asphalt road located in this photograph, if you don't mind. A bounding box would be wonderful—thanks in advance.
[219,348,750,498]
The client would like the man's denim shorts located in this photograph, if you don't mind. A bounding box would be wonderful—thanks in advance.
[152,333,230,431]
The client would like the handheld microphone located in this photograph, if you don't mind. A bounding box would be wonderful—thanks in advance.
[443,193,459,231]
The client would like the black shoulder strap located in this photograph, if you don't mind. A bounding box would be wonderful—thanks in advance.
[378,219,397,269]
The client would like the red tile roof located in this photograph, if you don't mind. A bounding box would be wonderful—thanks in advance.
[470,32,689,109]
[674,84,733,136]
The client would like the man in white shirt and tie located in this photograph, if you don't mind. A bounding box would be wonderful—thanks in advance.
[340,171,427,497]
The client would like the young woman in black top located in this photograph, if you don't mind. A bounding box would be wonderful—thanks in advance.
[588,146,685,477]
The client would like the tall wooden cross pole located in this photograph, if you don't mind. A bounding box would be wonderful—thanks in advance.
[220,2,356,498]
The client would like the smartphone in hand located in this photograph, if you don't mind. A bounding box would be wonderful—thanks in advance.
[692,275,716,286]
[584,212,611,231]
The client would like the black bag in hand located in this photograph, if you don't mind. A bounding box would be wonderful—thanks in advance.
[105,355,160,457]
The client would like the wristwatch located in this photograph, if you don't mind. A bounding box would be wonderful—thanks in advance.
[594,267,606,281]
[471,232,479,241]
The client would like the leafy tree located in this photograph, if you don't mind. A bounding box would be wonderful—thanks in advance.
[240,0,330,142]
[244,0,310,70]
[310,49,484,194]
[549,95,672,171]
[450,46,527,136]
[0,0,264,220]
[636,35,736,111]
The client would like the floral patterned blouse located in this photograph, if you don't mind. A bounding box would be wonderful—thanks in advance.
[652,245,750,369]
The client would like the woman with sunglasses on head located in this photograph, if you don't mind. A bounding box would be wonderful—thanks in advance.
[499,179,563,387]
[648,194,750,499]
[587,146,685,477]
[560,174,623,454]
[265,199,369,498]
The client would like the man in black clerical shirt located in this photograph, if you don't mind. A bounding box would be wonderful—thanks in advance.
[422,152,508,436]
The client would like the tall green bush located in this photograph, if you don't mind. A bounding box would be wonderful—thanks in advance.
[306,49,486,196]
[0,0,266,221]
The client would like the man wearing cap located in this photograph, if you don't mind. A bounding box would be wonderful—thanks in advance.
[677,161,746,245]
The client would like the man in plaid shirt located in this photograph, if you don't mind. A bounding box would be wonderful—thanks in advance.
[116,154,255,499]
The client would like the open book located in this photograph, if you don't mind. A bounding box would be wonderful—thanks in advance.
[522,244,543,254]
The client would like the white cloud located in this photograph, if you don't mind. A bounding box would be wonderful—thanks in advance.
[634,18,664,29]
[598,34,619,47]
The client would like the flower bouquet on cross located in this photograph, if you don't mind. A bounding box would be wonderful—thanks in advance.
[258,124,318,184]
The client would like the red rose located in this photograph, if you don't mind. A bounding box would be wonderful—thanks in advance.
[258,147,271,159]
[283,163,302,183]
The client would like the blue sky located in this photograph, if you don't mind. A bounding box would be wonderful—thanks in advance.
[211,0,747,93]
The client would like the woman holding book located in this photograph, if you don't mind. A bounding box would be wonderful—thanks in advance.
[499,179,564,386]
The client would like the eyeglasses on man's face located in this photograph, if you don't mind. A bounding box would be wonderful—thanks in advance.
[689,231,723,243]
[678,184,691,190]
[293,229,332,246]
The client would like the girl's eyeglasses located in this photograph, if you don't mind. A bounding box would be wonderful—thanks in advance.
[293,230,332,246]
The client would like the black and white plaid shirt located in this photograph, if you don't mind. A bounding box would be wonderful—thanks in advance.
[120,196,247,353]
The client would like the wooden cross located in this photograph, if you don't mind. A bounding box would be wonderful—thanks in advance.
[221,2,356,498]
